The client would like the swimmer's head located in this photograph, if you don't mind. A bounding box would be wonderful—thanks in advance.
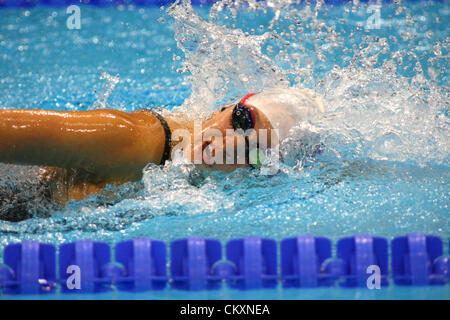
[244,87,325,141]
[195,87,325,170]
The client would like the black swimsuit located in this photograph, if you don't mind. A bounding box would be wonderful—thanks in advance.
[149,110,172,165]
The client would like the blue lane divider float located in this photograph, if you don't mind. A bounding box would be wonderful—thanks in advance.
[0,0,34,7]
[115,238,167,291]
[226,237,278,289]
[0,233,448,294]
[337,235,389,287]
[171,237,221,290]
[59,240,112,293]
[392,233,449,285]
[0,0,216,7]
[281,235,337,288]
[1,241,56,294]
[2,0,415,9]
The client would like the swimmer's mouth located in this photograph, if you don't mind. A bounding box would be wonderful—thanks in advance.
[201,140,236,167]
[201,140,250,168]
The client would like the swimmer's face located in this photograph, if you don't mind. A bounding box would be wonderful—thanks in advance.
[194,103,276,171]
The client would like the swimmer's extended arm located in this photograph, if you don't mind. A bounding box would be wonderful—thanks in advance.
[0,109,166,180]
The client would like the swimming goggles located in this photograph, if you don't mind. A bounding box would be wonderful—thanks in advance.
[231,93,266,169]
[231,93,256,131]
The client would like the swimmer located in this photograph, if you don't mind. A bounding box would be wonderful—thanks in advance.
[0,88,324,213]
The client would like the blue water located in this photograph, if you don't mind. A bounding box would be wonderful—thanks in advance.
[0,1,449,299]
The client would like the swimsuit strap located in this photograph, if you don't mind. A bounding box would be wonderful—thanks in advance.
[150,110,172,165]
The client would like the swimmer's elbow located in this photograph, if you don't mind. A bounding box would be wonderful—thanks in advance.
[76,110,156,179]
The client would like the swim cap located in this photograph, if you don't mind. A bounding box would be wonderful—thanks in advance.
[245,88,325,141]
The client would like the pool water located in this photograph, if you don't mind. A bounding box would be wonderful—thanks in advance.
[0,1,449,299]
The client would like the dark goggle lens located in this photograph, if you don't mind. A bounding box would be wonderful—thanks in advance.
[232,103,254,131]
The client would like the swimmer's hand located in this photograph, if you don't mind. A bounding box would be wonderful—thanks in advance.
[0,109,166,181]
